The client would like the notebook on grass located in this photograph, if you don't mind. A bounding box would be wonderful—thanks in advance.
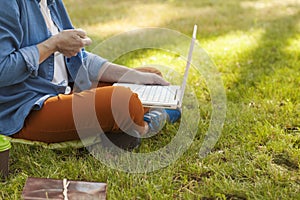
[114,25,197,109]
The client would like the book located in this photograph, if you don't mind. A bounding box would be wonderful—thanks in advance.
[22,177,107,200]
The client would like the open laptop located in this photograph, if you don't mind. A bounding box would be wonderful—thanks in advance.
[114,25,197,109]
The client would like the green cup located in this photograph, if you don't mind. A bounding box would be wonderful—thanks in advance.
[0,135,11,180]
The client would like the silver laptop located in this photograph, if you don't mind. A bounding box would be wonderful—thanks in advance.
[114,25,197,109]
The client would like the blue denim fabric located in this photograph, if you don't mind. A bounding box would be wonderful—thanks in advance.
[0,0,107,135]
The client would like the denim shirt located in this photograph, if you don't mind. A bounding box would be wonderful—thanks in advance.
[0,0,106,135]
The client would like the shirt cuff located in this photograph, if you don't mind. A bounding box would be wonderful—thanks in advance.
[19,45,40,77]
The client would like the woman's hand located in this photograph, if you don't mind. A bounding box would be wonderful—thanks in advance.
[53,29,92,57]
[99,62,170,85]
[37,29,92,63]
[135,72,170,86]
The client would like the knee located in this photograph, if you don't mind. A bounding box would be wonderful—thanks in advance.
[112,86,144,126]
[127,92,145,132]
[112,87,144,130]
[119,86,144,123]
[128,92,144,122]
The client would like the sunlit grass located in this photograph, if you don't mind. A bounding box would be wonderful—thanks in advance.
[2,0,300,199]
[241,0,300,17]
[202,29,264,59]
[67,1,217,38]
[285,35,300,54]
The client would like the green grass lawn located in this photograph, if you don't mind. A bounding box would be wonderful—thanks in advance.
[2,0,300,199]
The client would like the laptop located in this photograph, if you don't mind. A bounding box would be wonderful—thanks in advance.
[113,25,197,109]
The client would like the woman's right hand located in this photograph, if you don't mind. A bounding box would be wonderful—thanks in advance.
[53,29,92,57]
[37,29,92,63]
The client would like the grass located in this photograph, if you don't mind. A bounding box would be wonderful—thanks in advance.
[2,0,300,199]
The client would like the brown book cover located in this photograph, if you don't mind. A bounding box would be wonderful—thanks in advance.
[22,177,107,200]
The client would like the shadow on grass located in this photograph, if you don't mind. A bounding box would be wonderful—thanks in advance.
[73,0,300,82]
[232,11,300,87]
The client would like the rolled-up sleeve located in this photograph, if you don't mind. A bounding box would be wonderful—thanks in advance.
[85,51,107,81]
[19,46,40,77]
[0,1,40,87]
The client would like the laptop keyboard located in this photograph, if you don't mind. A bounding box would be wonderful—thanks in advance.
[113,83,180,106]
[138,86,176,103]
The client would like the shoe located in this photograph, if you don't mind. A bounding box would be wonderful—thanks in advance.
[144,108,168,135]
[100,130,141,151]
[165,109,181,123]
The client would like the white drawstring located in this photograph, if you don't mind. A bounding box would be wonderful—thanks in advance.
[63,178,70,200]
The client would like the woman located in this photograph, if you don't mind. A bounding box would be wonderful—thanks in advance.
[0,0,179,150]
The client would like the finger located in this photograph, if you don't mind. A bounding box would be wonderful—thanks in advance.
[158,76,170,86]
[160,80,170,86]
[74,28,88,38]
[154,76,170,86]
[82,37,92,46]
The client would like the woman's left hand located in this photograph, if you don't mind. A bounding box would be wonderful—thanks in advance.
[137,72,170,86]
[98,62,170,85]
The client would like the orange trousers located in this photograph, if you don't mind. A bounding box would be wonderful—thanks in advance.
[13,67,160,143]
